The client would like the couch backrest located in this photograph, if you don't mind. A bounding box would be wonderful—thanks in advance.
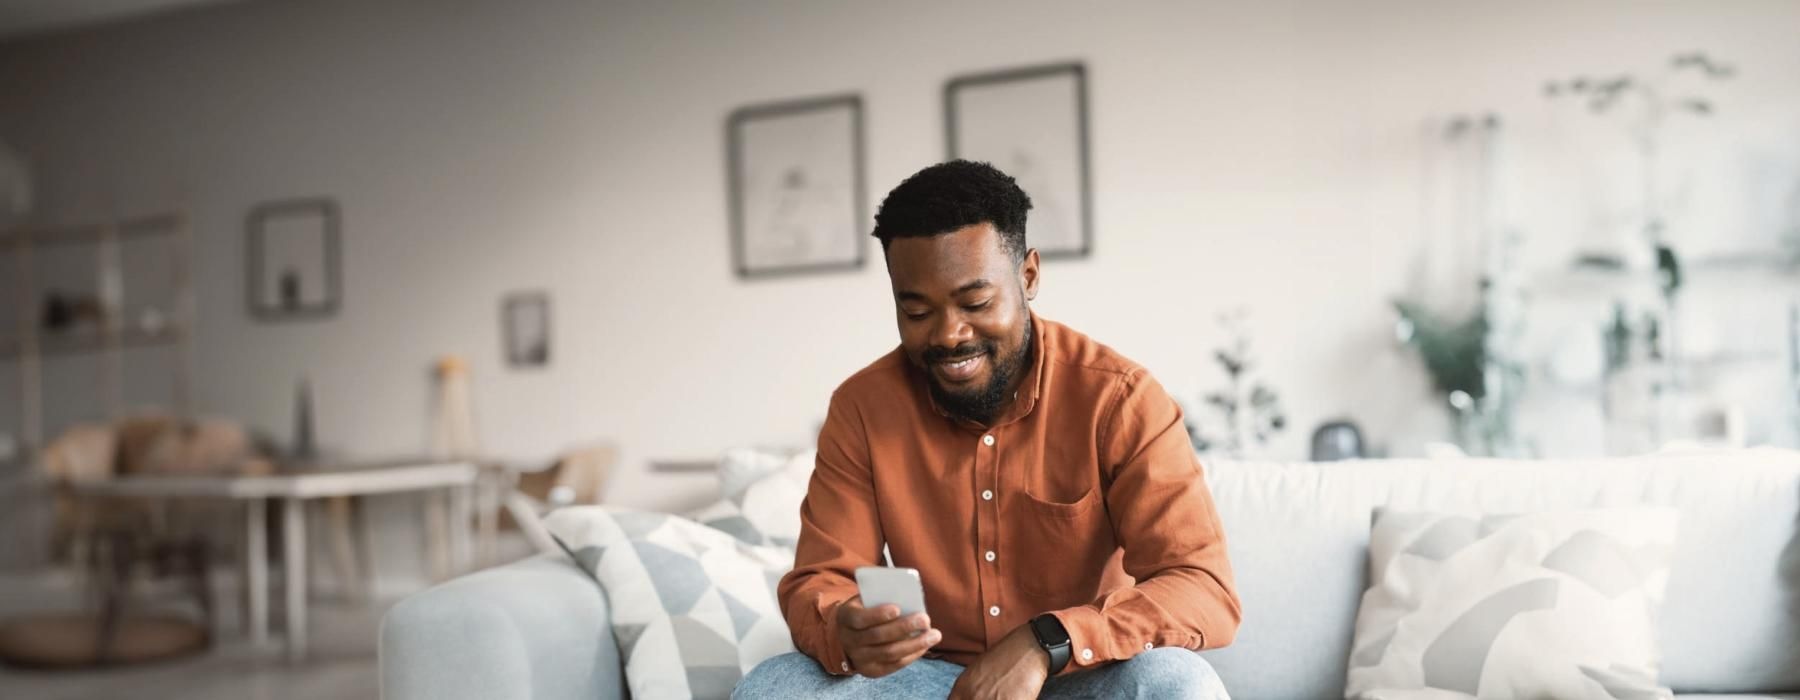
[1194,448,1800,699]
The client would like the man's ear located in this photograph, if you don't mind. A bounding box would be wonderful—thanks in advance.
[1020,248,1041,302]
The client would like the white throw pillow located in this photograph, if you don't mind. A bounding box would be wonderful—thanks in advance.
[716,446,806,502]
[691,448,814,548]
[1346,508,1679,700]
[546,506,796,700]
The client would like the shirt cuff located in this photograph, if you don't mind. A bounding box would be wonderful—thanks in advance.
[814,596,856,676]
[1050,605,1204,674]
[1049,606,1111,673]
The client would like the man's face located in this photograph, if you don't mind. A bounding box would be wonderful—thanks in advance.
[886,223,1040,424]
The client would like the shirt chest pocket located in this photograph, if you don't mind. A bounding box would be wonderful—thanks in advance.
[1010,487,1115,600]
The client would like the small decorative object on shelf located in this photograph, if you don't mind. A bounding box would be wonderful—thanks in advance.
[430,355,478,460]
[1598,300,1674,454]
[291,377,316,461]
[1185,308,1286,457]
[40,291,106,333]
[1310,420,1365,462]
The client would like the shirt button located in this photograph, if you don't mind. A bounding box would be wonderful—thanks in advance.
[982,434,995,446]
[984,550,996,562]
[1080,648,1094,661]
[841,661,850,672]
[989,605,1001,617]
[1144,642,1154,650]
[981,489,993,501]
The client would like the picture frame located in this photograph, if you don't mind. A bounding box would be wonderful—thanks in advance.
[727,93,867,278]
[501,291,551,369]
[946,62,1093,259]
[247,198,341,320]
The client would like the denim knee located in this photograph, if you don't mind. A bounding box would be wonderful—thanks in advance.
[1117,648,1228,699]
[733,653,965,700]
[731,652,829,700]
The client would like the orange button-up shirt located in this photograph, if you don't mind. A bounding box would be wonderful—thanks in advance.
[779,313,1241,676]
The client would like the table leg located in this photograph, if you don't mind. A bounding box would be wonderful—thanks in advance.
[424,491,448,581]
[324,496,363,602]
[246,498,268,647]
[283,496,307,662]
[449,484,472,576]
[355,494,378,600]
[475,473,498,567]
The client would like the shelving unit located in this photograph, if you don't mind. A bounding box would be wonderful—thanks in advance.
[1,210,194,460]
[1529,250,1800,452]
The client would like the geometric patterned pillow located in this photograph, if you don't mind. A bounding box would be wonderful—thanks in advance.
[688,448,813,549]
[1347,507,1680,700]
[544,506,796,700]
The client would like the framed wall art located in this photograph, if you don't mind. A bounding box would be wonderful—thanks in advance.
[502,291,551,369]
[946,62,1093,259]
[247,198,341,320]
[727,94,867,278]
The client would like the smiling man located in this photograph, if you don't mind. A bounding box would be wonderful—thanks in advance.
[734,160,1240,699]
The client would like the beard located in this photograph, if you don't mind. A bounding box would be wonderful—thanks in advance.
[924,315,1034,425]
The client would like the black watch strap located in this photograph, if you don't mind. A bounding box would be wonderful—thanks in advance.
[1029,614,1072,674]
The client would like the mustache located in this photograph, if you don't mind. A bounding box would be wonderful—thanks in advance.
[922,341,994,364]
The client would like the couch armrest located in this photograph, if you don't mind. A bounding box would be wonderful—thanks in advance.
[380,553,624,700]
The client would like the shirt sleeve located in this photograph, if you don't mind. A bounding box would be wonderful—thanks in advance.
[777,389,886,676]
[1049,370,1242,673]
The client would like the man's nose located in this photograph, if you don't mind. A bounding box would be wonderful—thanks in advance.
[931,313,975,351]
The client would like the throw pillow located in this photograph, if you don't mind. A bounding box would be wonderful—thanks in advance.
[545,506,795,700]
[690,448,814,548]
[716,446,803,503]
[1346,507,1679,699]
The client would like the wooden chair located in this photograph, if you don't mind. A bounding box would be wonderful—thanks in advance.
[498,444,616,554]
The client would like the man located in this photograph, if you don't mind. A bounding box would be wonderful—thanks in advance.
[735,161,1239,699]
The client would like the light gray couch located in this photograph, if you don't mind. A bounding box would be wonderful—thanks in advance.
[381,448,1800,699]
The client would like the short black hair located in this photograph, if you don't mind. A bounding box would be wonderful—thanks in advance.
[871,160,1032,263]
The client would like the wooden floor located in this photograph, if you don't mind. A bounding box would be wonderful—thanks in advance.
[0,571,387,700]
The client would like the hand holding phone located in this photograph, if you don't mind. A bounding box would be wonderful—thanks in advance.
[837,567,939,677]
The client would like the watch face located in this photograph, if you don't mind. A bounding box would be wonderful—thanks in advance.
[1032,615,1071,646]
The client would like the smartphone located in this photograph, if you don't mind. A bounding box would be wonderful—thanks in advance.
[855,566,927,617]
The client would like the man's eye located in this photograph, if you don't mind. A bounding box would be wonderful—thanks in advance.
[963,301,991,312]
[903,309,930,320]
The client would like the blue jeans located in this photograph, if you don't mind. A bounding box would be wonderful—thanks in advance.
[732,648,1229,700]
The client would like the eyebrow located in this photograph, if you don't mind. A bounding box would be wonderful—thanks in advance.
[896,279,994,303]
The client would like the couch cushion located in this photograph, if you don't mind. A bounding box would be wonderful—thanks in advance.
[1196,448,1800,699]
[1348,507,1679,699]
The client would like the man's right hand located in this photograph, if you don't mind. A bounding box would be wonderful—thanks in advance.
[836,595,941,677]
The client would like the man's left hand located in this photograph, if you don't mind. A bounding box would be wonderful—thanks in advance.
[948,623,1051,700]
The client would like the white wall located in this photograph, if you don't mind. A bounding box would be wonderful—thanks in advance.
[3,0,1798,523]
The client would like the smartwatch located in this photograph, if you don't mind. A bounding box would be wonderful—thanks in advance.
[1029,613,1072,674]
